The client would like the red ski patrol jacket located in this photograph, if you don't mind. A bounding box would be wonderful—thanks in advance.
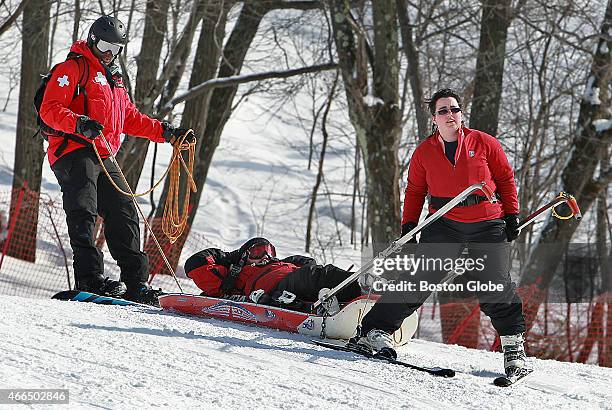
[40,40,166,165]
[402,125,519,224]
[185,248,315,298]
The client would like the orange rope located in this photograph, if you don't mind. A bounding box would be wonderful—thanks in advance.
[162,133,197,243]
[92,130,197,244]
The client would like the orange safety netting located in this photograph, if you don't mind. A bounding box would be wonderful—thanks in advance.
[1,186,610,367]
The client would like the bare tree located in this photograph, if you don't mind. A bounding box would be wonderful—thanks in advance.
[328,0,403,250]
[0,0,33,37]
[306,71,338,252]
[148,2,272,272]
[595,150,611,366]
[396,0,428,140]
[469,0,517,135]
[7,0,51,261]
[116,0,197,190]
[520,0,612,331]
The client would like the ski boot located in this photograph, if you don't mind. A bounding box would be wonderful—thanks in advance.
[124,283,163,307]
[349,328,397,360]
[77,275,126,298]
[500,333,528,377]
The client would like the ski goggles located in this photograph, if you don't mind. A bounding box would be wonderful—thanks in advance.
[96,39,123,56]
[247,243,275,260]
[435,106,462,116]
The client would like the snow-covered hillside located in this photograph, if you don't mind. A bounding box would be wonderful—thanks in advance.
[1,296,610,409]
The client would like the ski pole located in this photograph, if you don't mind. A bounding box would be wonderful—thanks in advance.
[439,191,581,285]
[517,191,581,231]
[313,182,496,311]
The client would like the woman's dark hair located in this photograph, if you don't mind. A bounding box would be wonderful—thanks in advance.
[425,88,462,115]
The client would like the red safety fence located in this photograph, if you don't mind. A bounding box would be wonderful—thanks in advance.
[0,187,205,297]
[1,186,610,367]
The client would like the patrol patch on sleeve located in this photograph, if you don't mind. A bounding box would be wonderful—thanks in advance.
[57,75,69,87]
[94,72,108,86]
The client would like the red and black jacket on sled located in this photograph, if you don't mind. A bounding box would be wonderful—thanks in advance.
[184,237,361,305]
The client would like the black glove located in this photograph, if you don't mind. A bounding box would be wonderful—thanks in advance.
[401,222,418,243]
[503,214,521,242]
[75,116,103,139]
[162,122,195,145]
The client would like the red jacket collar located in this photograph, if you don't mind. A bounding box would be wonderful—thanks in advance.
[432,124,469,145]
[70,40,106,72]
[428,125,470,165]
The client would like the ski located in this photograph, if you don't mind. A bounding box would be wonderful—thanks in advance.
[52,290,152,308]
[493,368,533,387]
[312,339,455,378]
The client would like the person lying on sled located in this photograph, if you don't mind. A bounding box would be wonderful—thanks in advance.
[184,237,361,312]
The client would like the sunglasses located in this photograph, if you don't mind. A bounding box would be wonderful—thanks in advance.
[247,243,275,260]
[96,39,123,56]
[435,107,462,116]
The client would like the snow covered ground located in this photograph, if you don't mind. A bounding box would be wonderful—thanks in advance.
[1,295,610,409]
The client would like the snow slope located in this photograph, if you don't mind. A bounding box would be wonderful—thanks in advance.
[1,296,610,409]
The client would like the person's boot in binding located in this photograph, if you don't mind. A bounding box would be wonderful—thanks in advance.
[500,333,528,376]
[124,282,163,307]
[349,327,397,360]
[77,274,126,297]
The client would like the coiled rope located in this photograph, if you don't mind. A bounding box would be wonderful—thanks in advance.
[91,130,198,292]
[161,133,197,243]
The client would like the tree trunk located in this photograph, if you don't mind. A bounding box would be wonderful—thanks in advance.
[7,0,50,261]
[469,0,512,136]
[329,0,402,250]
[117,0,209,193]
[306,72,338,252]
[115,0,170,189]
[596,149,611,366]
[520,0,612,332]
[396,0,428,140]
[148,1,257,275]
[0,0,33,38]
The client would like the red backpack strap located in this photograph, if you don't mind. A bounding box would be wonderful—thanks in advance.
[70,54,89,115]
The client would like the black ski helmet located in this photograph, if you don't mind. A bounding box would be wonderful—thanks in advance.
[239,238,276,259]
[87,15,128,48]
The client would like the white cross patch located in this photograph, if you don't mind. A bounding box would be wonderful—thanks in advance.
[57,75,69,87]
[94,72,108,86]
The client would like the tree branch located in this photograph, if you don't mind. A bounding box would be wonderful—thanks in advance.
[0,0,33,37]
[157,62,337,117]
[594,167,612,191]
[249,0,323,10]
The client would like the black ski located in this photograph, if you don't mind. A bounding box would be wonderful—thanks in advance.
[312,339,455,378]
[493,368,533,387]
[52,290,151,308]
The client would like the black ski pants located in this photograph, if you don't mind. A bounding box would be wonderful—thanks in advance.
[274,264,361,303]
[51,148,148,287]
[360,217,526,336]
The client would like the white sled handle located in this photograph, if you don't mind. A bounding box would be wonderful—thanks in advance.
[313,182,495,310]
